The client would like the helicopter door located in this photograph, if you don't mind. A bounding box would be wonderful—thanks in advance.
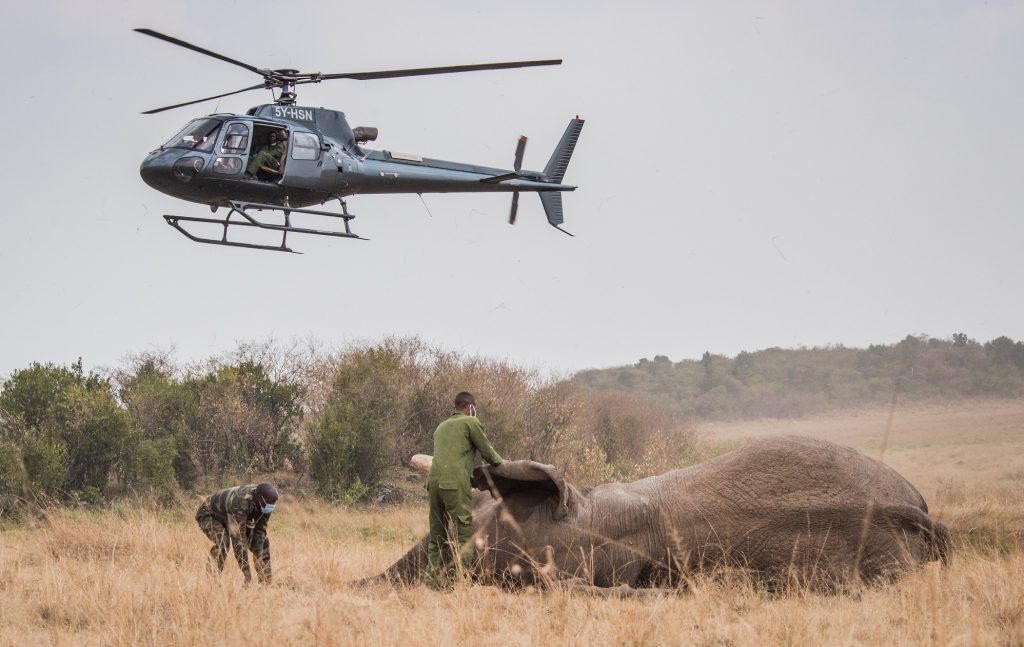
[213,122,250,176]
[283,130,323,191]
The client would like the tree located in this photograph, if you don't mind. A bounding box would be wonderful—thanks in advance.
[0,361,84,436]
[118,352,304,491]
[49,384,132,498]
[308,347,406,500]
[117,357,198,489]
[732,351,756,383]
[984,336,1024,369]
[0,360,129,501]
[0,440,29,512]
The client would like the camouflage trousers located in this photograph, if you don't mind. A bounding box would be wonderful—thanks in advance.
[195,502,271,583]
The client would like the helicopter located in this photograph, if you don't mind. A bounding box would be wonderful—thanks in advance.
[136,29,584,253]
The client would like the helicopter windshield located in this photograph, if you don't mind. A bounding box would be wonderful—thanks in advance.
[162,118,221,152]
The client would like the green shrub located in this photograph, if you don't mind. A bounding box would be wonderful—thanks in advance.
[308,343,415,499]
[117,355,305,488]
[126,437,177,494]
[21,434,66,496]
[2,361,131,500]
[48,384,131,495]
[0,361,82,431]
[0,440,28,513]
[309,395,390,500]
[342,476,370,506]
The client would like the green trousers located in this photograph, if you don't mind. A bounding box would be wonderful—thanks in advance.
[425,481,474,588]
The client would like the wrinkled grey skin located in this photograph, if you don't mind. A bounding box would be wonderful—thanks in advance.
[368,436,950,592]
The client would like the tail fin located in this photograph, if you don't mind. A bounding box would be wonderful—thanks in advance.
[539,192,571,235]
[539,118,584,234]
[544,118,585,183]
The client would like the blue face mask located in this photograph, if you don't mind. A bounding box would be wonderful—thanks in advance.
[261,503,276,515]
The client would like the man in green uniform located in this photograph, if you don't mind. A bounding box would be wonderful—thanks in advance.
[195,482,278,584]
[425,391,503,589]
[246,129,288,178]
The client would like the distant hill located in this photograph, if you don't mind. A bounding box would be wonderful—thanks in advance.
[573,334,1024,421]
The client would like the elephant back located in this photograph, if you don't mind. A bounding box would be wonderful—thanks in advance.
[660,435,927,513]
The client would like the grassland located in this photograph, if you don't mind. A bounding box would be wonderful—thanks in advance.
[2,400,1022,646]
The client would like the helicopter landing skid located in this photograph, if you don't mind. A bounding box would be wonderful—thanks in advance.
[163,200,366,253]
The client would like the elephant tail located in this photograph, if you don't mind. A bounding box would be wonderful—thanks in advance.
[931,522,951,565]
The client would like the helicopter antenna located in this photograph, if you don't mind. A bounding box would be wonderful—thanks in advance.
[418,193,435,219]
[135,28,562,114]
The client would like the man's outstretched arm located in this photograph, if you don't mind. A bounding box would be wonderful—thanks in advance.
[469,418,503,466]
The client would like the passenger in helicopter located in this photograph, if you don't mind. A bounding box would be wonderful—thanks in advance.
[246,129,288,179]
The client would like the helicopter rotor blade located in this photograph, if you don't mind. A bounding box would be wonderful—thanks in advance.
[509,191,520,225]
[135,29,562,113]
[141,82,268,115]
[318,59,561,81]
[513,135,527,172]
[134,29,268,76]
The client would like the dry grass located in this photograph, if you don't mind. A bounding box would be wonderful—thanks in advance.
[2,400,1023,646]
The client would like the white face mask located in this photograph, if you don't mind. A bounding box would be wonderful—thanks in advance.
[468,404,477,417]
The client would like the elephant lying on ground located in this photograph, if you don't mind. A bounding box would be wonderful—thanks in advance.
[368,436,949,593]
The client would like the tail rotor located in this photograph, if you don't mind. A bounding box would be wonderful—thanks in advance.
[508,135,527,224]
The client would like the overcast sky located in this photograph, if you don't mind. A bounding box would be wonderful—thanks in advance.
[1,0,1022,379]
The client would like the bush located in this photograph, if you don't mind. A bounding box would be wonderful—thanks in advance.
[307,395,385,499]
[0,361,131,501]
[116,356,200,489]
[303,338,698,497]
[580,390,696,482]
[52,385,132,496]
[342,476,370,507]
[305,339,583,499]
[0,361,83,431]
[0,440,28,513]
[116,354,305,489]
[308,346,406,500]
[21,434,66,497]
[125,437,177,495]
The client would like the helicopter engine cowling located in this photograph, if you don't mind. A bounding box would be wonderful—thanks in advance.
[352,126,378,143]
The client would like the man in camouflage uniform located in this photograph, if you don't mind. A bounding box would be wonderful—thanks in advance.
[425,391,503,589]
[195,482,278,584]
[246,129,288,177]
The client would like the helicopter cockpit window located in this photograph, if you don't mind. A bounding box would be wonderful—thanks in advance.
[291,131,321,161]
[162,118,222,152]
[221,123,249,154]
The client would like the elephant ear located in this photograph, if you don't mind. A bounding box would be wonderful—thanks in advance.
[472,460,573,520]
